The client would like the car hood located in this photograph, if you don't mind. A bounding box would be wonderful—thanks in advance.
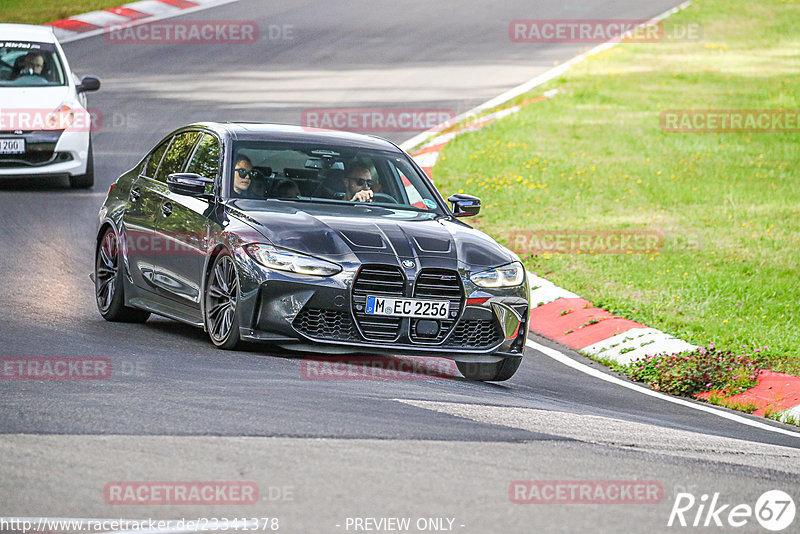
[0,86,73,111]
[228,200,517,271]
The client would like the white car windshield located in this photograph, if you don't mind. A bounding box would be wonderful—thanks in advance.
[0,40,66,87]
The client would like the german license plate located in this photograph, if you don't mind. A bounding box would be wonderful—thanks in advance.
[365,295,450,319]
[0,138,24,154]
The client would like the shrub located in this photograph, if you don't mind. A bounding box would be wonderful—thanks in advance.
[625,343,768,396]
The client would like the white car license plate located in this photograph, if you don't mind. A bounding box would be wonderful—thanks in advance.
[0,138,25,154]
[365,295,450,319]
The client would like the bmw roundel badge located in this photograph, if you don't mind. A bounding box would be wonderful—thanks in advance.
[402,259,415,269]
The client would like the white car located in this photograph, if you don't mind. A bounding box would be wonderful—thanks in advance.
[0,23,100,188]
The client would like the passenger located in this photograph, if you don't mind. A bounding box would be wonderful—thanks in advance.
[274,179,300,198]
[231,155,256,198]
[343,164,374,202]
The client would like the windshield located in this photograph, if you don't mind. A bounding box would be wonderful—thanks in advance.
[0,41,66,87]
[228,141,443,212]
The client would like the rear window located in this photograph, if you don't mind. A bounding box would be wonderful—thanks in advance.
[0,41,66,87]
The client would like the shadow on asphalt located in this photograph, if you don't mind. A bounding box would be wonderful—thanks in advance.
[0,176,72,190]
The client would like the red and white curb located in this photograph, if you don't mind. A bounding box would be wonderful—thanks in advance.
[528,296,697,361]
[527,291,800,424]
[45,0,238,43]
[403,0,800,425]
[696,371,800,421]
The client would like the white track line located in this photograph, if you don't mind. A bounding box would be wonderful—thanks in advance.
[526,339,800,439]
[57,0,243,44]
[399,0,692,151]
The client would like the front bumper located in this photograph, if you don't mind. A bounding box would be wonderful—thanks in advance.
[235,257,529,361]
[0,129,89,177]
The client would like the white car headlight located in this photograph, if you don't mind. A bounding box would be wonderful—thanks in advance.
[44,103,91,132]
[470,261,525,288]
[244,244,341,276]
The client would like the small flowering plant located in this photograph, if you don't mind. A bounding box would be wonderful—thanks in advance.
[625,343,768,396]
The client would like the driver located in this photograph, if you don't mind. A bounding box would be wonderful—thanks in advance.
[18,52,44,77]
[343,164,374,203]
[231,155,256,198]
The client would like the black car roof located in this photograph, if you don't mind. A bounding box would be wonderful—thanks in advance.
[190,122,403,152]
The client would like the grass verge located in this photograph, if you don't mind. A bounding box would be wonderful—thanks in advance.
[434,0,800,375]
[765,407,800,428]
[0,1,124,25]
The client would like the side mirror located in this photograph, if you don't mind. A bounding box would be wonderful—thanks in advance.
[168,173,214,198]
[77,76,101,93]
[447,193,481,217]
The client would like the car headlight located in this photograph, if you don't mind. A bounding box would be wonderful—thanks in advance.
[470,261,525,288]
[244,244,341,276]
[45,103,90,132]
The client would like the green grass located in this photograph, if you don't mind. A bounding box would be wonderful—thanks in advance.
[0,0,124,25]
[434,0,800,374]
[765,405,800,428]
[706,392,758,414]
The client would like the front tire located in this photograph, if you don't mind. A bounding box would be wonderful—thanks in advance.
[456,358,521,382]
[70,139,94,188]
[95,229,150,322]
[204,252,243,349]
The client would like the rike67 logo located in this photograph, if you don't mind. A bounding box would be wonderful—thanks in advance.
[668,490,795,531]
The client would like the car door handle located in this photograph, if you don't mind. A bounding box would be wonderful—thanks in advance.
[161,202,173,217]
[130,187,141,202]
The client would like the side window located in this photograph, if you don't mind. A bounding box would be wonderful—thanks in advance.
[153,131,202,183]
[387,159,430,209]
[144,138,171,178]
[186,134,221,180]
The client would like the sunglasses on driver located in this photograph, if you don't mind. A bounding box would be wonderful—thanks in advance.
[347,177,373,187]
[234,168,256,178]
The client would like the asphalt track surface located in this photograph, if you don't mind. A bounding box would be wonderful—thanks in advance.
[1,1,799,532]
